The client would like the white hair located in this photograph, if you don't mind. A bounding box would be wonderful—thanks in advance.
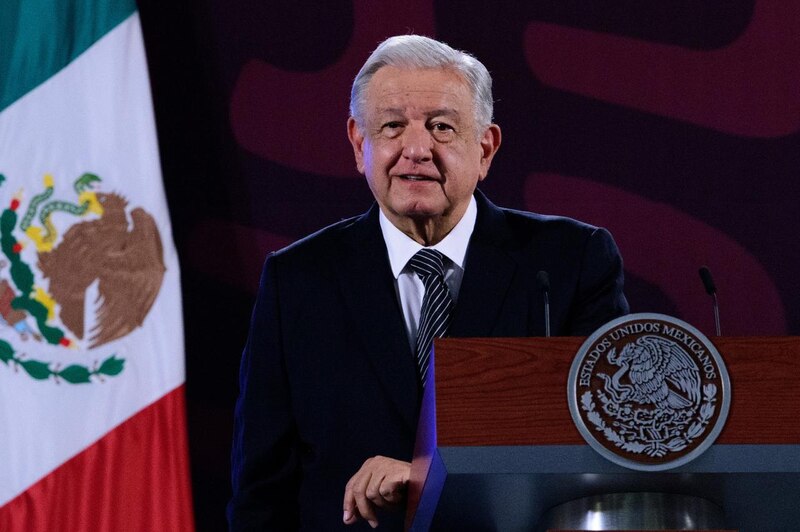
[350,35,494,131]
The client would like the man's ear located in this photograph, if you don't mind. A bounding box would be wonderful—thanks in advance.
[347,117,366,174]
[477,124,502,182]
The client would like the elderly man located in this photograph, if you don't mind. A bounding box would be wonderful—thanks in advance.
[228,35,628,530]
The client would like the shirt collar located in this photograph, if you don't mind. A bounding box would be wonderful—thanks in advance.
[379,195,477,279]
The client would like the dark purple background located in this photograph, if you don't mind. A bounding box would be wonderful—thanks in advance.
[137,1,799,528]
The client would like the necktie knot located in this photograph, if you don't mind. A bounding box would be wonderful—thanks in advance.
[408,248,446,280]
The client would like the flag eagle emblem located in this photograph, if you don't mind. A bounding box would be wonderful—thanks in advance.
[0,172,165,384]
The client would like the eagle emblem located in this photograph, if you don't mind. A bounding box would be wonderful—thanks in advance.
[598,335,702,412]
[0,172,166,384]
[568,314,731,471]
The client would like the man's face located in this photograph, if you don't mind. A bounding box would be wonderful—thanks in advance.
[348,66,501,237]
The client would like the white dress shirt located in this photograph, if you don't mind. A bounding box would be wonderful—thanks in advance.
[379,196,477,350]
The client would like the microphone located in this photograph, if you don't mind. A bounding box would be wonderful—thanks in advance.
[537,270,551,338]
[698,266,722,336]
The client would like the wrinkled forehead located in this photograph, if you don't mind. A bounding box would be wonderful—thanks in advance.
[368,64,470,89]
[364,66,474,113]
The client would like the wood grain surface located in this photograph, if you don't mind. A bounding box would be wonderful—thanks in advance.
[433,336,800,446]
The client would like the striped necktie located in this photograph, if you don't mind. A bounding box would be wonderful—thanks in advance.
[408,249,454,388]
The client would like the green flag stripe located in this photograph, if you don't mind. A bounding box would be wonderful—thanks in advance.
[0,0,136,113]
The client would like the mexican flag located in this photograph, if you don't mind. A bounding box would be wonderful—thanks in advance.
[0,0,194,530]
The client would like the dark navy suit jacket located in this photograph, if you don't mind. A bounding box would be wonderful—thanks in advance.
[228,191,629,530]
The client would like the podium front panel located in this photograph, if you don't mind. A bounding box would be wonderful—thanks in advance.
[407,337,800,531]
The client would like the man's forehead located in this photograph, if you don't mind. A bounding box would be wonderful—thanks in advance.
[368,66,469,93]
[365,67,472,111]
[373,106,462,119]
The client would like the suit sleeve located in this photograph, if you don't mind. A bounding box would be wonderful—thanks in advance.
[567,226,630,335]
[228,254,301,530]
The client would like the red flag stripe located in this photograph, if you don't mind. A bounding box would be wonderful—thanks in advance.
[0,386,195,532]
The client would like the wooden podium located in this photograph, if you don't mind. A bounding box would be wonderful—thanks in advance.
[405,337,800,531]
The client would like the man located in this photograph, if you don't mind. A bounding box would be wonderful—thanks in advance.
[228,35,628,530]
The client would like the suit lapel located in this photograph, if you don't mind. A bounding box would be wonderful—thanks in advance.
[331,195,519,429]
[448,191,519,337]
[335,205,420,431]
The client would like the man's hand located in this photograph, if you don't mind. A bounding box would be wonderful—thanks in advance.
[343,456,411,528]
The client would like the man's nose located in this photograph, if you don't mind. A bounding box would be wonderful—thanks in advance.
[401,124,433,162]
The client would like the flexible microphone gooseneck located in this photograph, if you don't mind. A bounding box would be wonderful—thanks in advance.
[537,270,551,338]
[698,266,722,336]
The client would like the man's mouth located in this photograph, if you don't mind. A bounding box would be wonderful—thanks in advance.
[399,174,437,181]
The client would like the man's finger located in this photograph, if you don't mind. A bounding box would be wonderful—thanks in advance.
[344,456,411,526]
[353,484,378,528]
[366,472,388,506]
[343,475,362,524]
[345,468,378,528]
[379,479,405,504]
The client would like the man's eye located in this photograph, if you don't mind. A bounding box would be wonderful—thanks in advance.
[431,122,454,132]
[379,122,404,138]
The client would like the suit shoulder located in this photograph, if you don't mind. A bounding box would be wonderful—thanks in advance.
[267,213,365,264]
[498,207,603,242]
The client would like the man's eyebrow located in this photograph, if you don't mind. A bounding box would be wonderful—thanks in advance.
[425,108,460,119]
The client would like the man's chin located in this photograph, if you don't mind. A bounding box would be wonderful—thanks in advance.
[381,199,454,227]
[398,207,446,222]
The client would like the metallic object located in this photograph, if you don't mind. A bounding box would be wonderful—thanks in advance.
[537,492,726,531]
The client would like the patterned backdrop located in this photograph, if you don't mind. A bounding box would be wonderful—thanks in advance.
[137,1,799,528]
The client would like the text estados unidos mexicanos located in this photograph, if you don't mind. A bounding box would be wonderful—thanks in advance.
[579,322,717,387]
